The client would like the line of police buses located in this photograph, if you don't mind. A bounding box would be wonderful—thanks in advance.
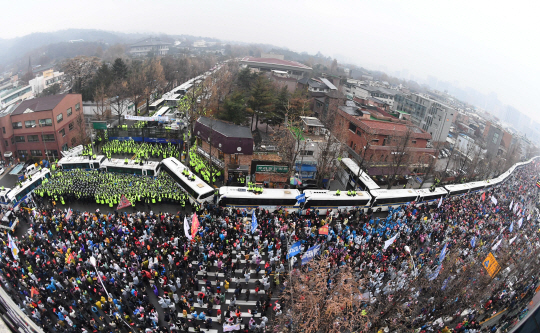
[0,153,535,216]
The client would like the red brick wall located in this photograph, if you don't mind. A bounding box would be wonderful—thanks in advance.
[7,94,83,160]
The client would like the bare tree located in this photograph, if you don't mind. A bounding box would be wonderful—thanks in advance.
[109,80,129,126]
[93,84,110,121]
[274,259,366,333]
[61,56,101,93]
[385,126,414,189]
[127,63,147,116]
[75,113,89,145]
[314,110,345,188]
[144,59,167,113]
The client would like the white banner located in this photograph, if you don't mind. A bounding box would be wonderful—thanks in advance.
[184,217,192,240]
[384,232,399,250]
[125,115,170,122]
[223,324,240,332]
[491,196,498,206]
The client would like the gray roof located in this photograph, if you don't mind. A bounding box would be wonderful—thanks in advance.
[130,38,171,47]
[12,94,68,115]
[301,117,324,127]
[197,116,252,139]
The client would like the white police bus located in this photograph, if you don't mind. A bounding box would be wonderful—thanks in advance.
[161,157,214,205]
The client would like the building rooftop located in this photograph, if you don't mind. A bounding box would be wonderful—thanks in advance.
[130,37,171,47]
[300,116,324,127]
[12,94,68,115]
[241,57,312,70]
[197,116,252,139]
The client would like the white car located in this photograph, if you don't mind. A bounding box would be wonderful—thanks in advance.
[0,167,5,175]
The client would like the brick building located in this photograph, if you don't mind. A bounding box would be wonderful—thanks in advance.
[0,94,84,161]
[336,104,436,167]
[194,116,254,184]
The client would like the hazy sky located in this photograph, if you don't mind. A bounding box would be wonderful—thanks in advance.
[2,0,540,122]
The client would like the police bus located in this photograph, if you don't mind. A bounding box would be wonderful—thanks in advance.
[101,158,161,177]
[218,187,301,213]
[161,157,214,205]
[303,189,372,214]
[57,155,106,170]
[338,158,381,192]
[6,168,51,210]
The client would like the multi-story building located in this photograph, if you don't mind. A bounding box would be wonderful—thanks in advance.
[0,94,84,161]
[129,37,171,57]
[341,83,398,107]
[240,56,312,79]
[28,69,64,95]
[335,104,436,167]
[482,121,504,157]
[393,93,455,143]
[194,116,254,183]
[0,85,33,109]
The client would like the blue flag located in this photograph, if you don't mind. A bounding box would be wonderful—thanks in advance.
[439,243,448,263]
[251,210,258,234]
[296,193,306,203]
[509,221,514,233]
[301,244,321,265]
[471,236,476,248]
[286,241,302,259]
[428,264,442,281]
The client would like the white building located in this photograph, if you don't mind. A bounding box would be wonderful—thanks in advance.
[0,85,33,109]
[455,133,485,159]
[129,37,170,57]
[29,69,64,95]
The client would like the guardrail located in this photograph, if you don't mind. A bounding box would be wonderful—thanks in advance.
[0,285,43,333]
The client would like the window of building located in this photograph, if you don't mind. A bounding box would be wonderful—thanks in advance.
[69,122,74,131]
[57,113,63,123]
[412,140,417,144]
[349,122,357,133]
[30,150,42,157]
[39,119,52,127]
[45,150,58,157]
[2,127,4,134]
[372,139,379,143]
[62,144,68,151]
[67,107,72,116]
[42,134,55,142]
[15,136,25,143]
[10,137,14,144]
[12,122,22,129]
[28,135,39,142]
[59,129,65,137]
[4,141,7,147]
[75,103,80,111]
[25,120,36,128]
[17,150,27,158]
[299,150,314,156]
[71,137,77,146]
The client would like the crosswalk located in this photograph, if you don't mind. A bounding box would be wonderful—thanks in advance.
[180,239,274,331]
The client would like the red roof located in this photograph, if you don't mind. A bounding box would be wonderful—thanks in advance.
[241,57,312,70]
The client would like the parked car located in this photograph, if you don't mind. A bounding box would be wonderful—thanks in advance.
[0,167,5,175]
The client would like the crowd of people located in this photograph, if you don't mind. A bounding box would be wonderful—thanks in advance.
[187,146,221,185]
[101,140,181,161]
[35,169,190,209]
[0,157,538,332]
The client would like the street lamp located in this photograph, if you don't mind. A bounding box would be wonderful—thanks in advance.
[404,246,418,278]
[89,256,134,332]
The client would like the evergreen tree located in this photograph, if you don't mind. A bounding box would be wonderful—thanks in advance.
[220,91,246,125]
[112,58,128,80]
[247,74,275,130]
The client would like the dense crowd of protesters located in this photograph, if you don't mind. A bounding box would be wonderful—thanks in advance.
[0,160,538,332]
